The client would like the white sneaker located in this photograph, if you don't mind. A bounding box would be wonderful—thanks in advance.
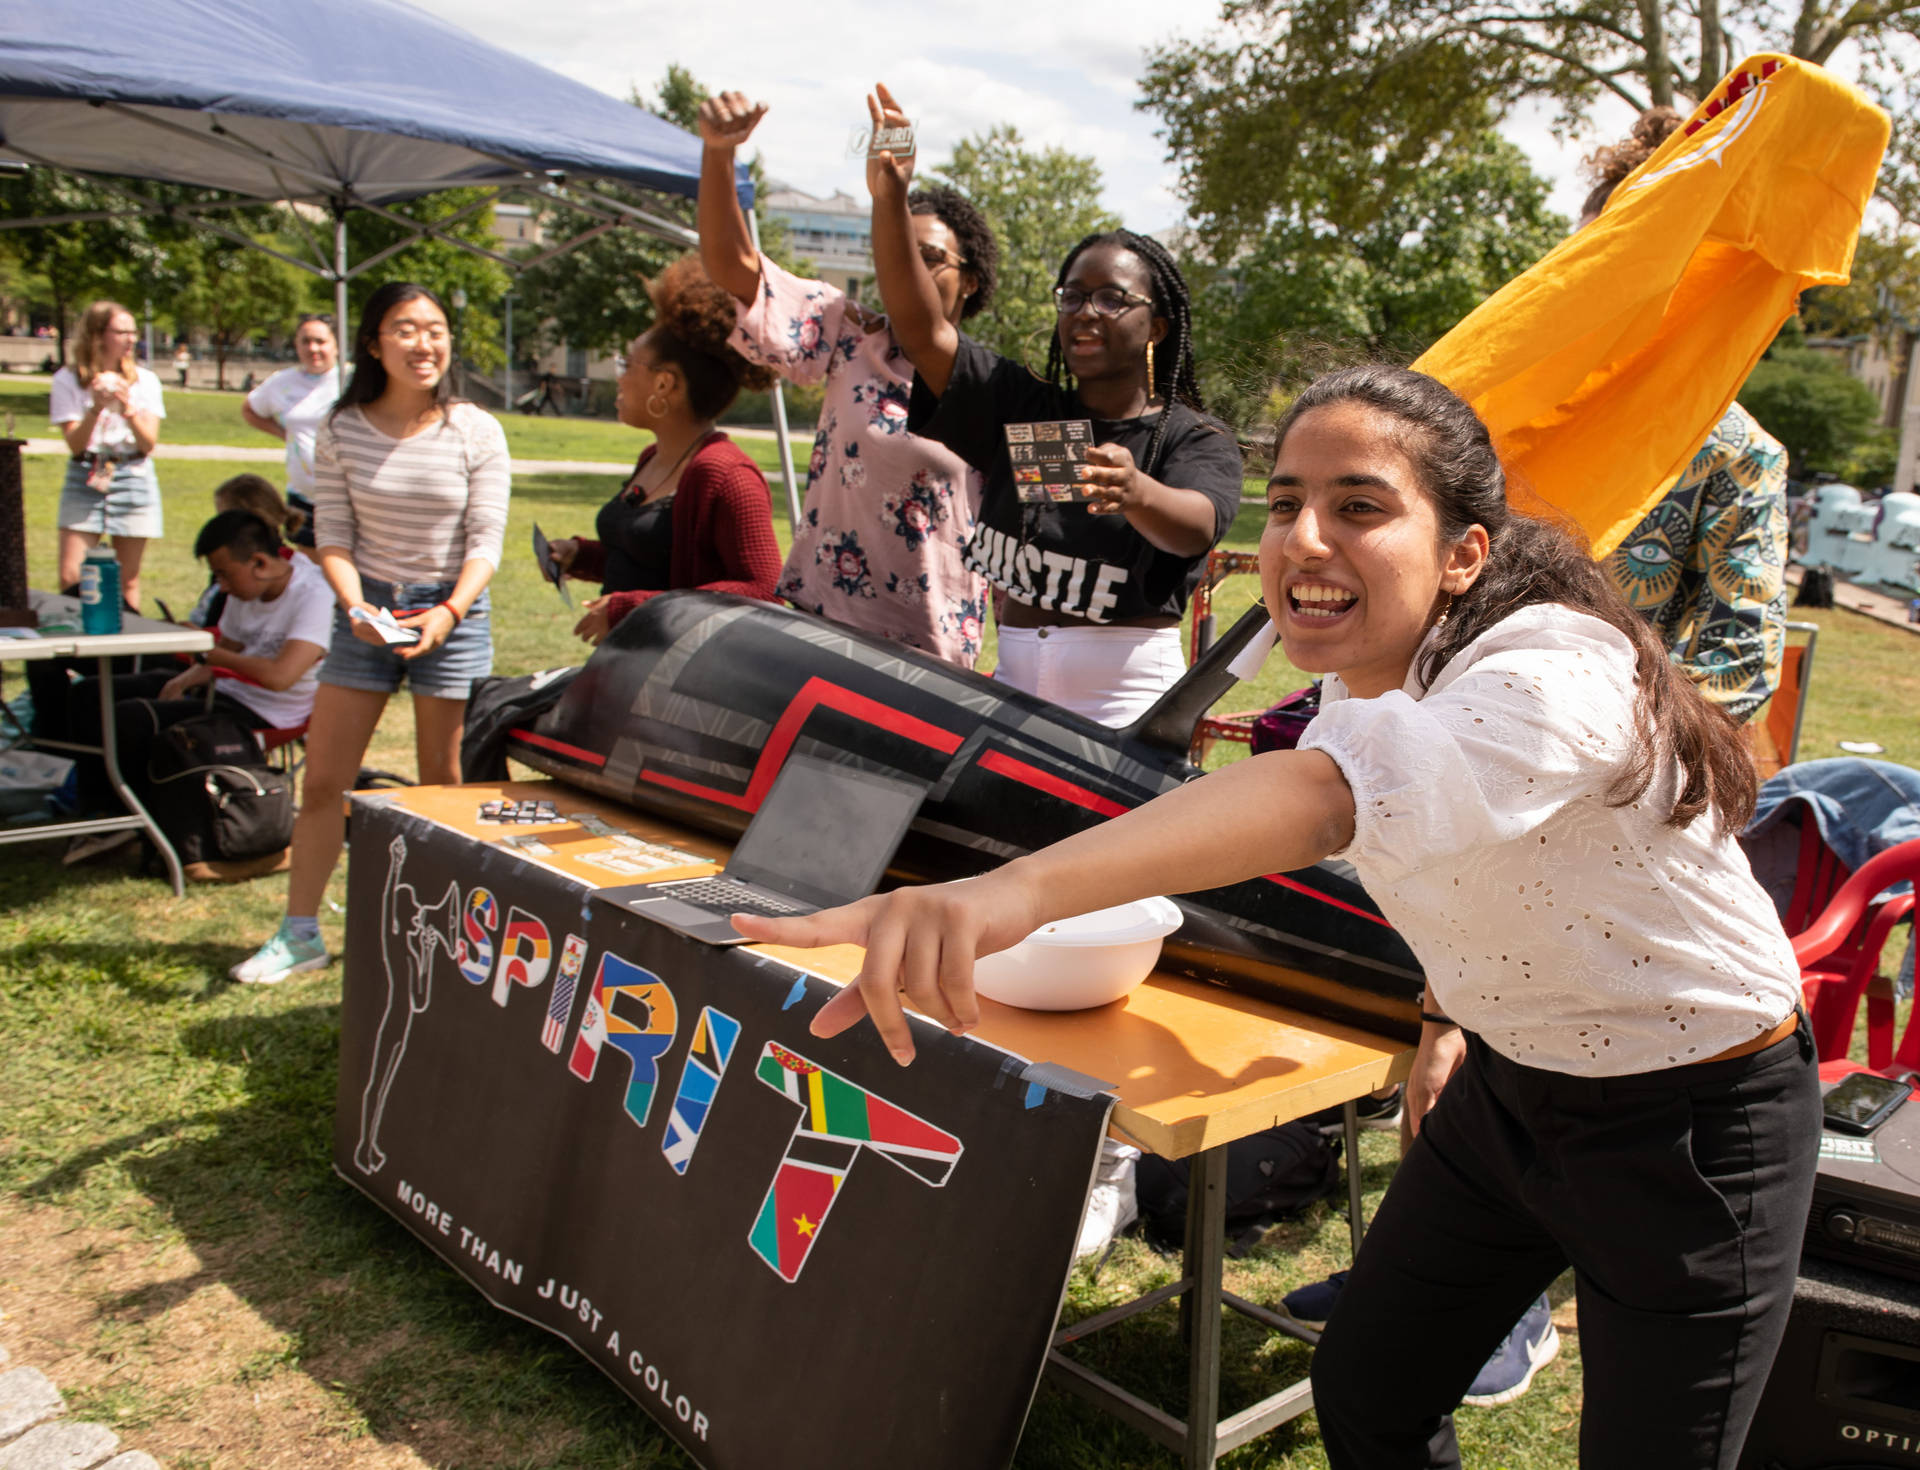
[230,922,329,985]
[1075,1140,1141,1260]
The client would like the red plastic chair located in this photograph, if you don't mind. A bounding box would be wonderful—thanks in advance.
[255,720,309,780]
[1791,835,1920,1082]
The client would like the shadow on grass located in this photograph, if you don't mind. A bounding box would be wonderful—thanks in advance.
[23,1004,696,1470]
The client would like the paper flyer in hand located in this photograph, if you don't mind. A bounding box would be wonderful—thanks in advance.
[348,606,420,645]
[1006,420,1095,504]
[532,523,573,606]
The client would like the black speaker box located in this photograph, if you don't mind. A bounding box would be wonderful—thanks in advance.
[1740,1253,1920,1468]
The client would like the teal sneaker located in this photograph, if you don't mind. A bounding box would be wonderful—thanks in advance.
[230,922,329,985]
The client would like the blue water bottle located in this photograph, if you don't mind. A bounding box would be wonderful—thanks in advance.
[79,543,122,635]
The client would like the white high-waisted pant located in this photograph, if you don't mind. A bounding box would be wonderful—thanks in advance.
[993,623,1186,728]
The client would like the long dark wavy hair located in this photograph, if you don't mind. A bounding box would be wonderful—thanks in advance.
[1273,364,1757,831]
[331,282,455,422]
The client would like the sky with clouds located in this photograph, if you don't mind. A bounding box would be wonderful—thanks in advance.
[407,0,1640,230]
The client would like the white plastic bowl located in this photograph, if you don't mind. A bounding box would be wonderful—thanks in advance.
[972,896,1183,1011]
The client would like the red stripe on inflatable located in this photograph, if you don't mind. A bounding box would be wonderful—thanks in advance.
[508,728,608,767]
[1261,871,1392,927]
[978,751,1128,818]
[637,677,963,812]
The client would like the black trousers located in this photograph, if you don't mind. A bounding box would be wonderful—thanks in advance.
[1311,1017,1820,1470]
[63,671,264,811]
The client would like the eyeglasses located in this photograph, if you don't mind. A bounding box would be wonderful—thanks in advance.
[1053,286,1153,318]
[918,245,966,273]
[382,324,451,347]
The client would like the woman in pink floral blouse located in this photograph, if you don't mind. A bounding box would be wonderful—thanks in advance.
[697,90,998,669]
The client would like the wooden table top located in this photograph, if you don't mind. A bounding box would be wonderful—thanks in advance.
[376,780,1414,1159]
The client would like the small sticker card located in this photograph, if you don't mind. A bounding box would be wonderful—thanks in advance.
[1819,1134,1879,1164]
[1005,420,1094,503]
[568,812,625,838]
[495,832,555,857]
[578,841,706,877]
[868,123,916,161]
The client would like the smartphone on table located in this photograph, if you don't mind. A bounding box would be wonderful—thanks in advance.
[1822,1071,1913,1136]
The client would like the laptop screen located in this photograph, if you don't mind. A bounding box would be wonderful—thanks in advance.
[726,753,929,910]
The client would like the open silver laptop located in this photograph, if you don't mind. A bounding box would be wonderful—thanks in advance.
[592,752,929,945]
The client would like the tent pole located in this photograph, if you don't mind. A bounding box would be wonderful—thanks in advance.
[334,209,349,397]
[749,213,802,532]
[504,294,515,413]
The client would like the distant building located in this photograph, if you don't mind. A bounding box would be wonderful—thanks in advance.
[761,185,873,300]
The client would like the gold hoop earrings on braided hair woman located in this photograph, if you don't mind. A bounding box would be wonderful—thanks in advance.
[862,80,1244,730]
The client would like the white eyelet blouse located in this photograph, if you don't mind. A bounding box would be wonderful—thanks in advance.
[1299,602,1801,1077]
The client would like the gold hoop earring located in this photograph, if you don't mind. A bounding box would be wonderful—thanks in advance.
[646,393,669,418]
[1145,339,1156,401]
[1433,591,1454,629]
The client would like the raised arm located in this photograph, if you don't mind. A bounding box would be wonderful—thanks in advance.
[864,84,958,395]
[734,747,1358,1062]
[697,91,770,308]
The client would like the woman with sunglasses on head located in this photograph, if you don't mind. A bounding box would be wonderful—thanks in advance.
[698,89,997,670]
[51,299,166,610]
[544,256,782,646]
[742,365,1816,1469]
[864,86,1243,727]
[231,282,510,986]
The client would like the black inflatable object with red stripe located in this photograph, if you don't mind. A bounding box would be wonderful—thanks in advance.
[506,591,1423,1037]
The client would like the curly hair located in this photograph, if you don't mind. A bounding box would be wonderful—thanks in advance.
[908,186,999,319]
[1580,107,1683,220]
[646,254,778,420]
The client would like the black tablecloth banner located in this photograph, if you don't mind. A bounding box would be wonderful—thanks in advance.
[334,797,1114,1470]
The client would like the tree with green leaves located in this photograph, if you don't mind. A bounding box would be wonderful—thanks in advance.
[1742,347,1884,478]
[1190,130,1565,417]
[0,170,152,363]
[930,126,1119,367]
[342,189,510,373]
[511,65,788,366]
[169,226,307,389]
[1140,0,1920,273]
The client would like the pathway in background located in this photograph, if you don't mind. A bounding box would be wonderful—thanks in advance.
[0,1343,159,1470]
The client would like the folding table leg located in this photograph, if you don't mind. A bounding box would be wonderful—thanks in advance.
[1344,1098,1365,1258]
[95,653,185,897]
[1181,1143,1228,1469]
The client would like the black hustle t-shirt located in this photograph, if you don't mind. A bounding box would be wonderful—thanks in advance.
[906,336,1243,624]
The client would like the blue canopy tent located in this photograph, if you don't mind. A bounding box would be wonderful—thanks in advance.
[0,0,802,521]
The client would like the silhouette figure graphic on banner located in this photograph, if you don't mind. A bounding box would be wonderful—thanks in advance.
[354,834,458,1175]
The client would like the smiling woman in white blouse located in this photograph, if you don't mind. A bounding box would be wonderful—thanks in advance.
[741,364,1816,1469]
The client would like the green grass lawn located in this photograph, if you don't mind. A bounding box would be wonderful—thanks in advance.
[2,453,1914,1467]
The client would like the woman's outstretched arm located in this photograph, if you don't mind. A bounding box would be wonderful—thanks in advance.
[864,83,959,395]
[735,747,1357,1063]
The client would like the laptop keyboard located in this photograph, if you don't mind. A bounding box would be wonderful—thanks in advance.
[671,877,805,916]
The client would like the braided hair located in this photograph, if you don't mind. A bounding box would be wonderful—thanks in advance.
[1043,230,1202,478]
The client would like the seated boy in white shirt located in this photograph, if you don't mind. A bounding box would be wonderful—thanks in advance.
[65,509,334,820]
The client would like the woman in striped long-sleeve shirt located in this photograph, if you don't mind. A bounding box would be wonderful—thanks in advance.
[232,281,509,986]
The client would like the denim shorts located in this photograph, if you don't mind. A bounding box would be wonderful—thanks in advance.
[319,576,493,701]
[57,457,164,539]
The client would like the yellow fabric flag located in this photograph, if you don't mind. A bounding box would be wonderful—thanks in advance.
[1413,56,1888,557]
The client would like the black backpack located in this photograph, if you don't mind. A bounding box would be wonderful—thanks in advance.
[1793,566,1835,609]
[1134,1121,1344,1255]
[138,709,294,865]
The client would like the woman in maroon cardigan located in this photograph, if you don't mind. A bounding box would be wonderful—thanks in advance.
[549,256,782,641]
